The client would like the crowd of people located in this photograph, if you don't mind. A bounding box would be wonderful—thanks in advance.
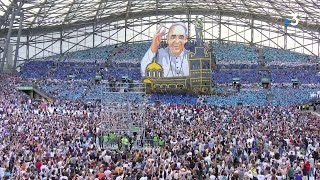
[0,73,320,180]
[213,70,260,84]
[20,59,320,90]
[263,48,318,63]
[212,43,259,63]
[270,66,320,84]
[35,77,320,106]
[3,40,320,179]
[43,41,318,65]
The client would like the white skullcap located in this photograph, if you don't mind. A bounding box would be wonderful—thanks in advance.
[169,22,188,35]
[174,172,179,179]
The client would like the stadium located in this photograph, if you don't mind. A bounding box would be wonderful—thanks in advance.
[0,0,320,179]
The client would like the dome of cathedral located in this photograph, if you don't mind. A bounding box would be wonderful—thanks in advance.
[146,60,162,71]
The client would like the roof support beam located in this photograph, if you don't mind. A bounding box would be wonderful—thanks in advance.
[218,12,221,41]
[0,9,16,72]
[284,25,287,49]
[124,0,131,43]
[250,16,254,45]
[0,0,16,33]
[63,0,78,24]
[13,3,24,69]
[1,8,320,37]
[294,0,315,23]
[95,0,108,21]
[267,1,284,18]
[29,0,48,29]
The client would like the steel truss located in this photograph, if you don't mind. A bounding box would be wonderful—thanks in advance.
[99,83,147,149]
[0,0,318,68]
[100,100,146,147]
[0,0,25,72]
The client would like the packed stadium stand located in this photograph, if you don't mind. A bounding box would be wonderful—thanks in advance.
[213,42,259,62]
[18,55,317,108]
[263,47,317,63]
[17,41,320,106]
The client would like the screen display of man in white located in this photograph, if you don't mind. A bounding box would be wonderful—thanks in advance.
[141,22,189,77]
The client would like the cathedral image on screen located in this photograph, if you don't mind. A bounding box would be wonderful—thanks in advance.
[141,20,214,94]
[142,46,213,94]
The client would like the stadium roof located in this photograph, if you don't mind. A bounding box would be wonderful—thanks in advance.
[0,0,319,34]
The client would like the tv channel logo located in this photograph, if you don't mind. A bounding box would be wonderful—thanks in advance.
[284,13,300,26]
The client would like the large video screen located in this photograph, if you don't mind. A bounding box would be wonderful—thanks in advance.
[141,22,214,94]
[141,22,190,77]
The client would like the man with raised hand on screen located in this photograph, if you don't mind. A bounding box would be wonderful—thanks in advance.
[141,22,189,77]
